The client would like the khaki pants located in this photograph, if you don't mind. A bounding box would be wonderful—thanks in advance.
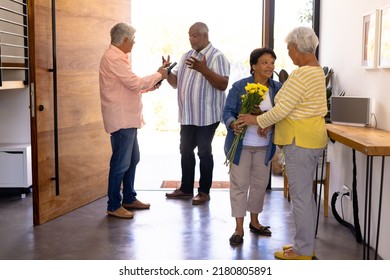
[229,146,270,217]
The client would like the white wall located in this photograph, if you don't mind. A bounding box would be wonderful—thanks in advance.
[0,89,31,144]
[320,0,390,259]
[0,0,31,144]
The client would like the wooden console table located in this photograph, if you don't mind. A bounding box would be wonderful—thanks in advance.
[326,124,390,260]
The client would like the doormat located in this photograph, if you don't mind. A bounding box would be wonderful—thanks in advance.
[160,180,230,189]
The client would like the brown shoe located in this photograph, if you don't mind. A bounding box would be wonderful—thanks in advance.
[107,207,134,219]
[122,199,150,210]
[165,189,193,199]
[192,192,210,205]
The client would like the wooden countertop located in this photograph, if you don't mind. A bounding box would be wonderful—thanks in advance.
[326,124,390,156]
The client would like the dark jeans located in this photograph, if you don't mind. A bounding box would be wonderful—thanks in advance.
[179,122,219,194]
[107,128,140,211]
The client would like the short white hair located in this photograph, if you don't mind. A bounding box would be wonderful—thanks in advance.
[110,23,136,46]
[285,26,318,54]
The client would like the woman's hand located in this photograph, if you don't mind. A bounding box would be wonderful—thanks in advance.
[257,125,272,138]
[230,120,243,136]
[251,105,263,116]
[237,114,258,127]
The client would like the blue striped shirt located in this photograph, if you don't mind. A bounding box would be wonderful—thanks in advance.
[173,43,230,126]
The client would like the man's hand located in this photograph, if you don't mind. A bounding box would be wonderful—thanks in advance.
[186,56,207,73]
[162,55,171,67]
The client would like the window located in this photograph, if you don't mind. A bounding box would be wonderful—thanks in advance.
[132,0,263,132]
[131,0,317,131]
[273,0,314,73]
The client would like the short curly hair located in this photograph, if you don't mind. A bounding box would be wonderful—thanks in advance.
[285,26,318,54]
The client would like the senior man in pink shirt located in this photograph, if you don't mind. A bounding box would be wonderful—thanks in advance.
[99,22,169,219]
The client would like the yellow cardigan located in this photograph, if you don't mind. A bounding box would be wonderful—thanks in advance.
[257,66,328,149]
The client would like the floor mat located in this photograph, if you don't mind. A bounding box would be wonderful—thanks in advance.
[160,180,230,189]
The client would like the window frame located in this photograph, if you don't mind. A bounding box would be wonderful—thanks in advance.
[263,0,320,57]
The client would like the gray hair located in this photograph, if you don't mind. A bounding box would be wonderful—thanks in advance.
[285,26,318,54]
[110,23,136,46]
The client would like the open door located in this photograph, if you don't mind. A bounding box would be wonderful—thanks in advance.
[29,0,132,224]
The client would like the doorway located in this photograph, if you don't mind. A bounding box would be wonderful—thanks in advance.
[131,0,264,190]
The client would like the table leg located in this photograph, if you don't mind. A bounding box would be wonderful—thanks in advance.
[375,156,385,260]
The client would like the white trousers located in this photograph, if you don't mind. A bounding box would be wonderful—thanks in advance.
[229,146,270,217]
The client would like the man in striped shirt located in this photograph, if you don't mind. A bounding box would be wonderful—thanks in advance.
[165,22,230,205]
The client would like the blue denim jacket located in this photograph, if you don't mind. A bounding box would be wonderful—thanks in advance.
[223,76,282,166]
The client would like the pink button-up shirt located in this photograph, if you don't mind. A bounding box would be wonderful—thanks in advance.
[99,45,162,134]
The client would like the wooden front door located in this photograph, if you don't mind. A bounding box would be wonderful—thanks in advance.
[29,0,131,224]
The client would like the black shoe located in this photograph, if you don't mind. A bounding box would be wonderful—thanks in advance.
[249,223,272,236]
[229,233,244,246]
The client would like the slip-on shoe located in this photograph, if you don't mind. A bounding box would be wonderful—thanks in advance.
[229,233,244,246]
[192,192,210,205]
[107,207,134,219]
[282,245,316,257]
[249,223,272,236]
[165,189,193,199]
[122,199,150,210]
[274,249,313,260]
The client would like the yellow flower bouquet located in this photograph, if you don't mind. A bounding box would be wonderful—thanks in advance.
[224,82,268,167]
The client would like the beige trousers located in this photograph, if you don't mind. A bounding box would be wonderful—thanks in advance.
[229,146,270,217]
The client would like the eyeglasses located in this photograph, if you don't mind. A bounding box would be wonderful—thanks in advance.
[126,36,135,44]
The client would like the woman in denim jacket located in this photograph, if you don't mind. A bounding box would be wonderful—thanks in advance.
[223,47,282,246]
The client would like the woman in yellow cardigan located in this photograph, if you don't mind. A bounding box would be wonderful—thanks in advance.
[237,26,328,260]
